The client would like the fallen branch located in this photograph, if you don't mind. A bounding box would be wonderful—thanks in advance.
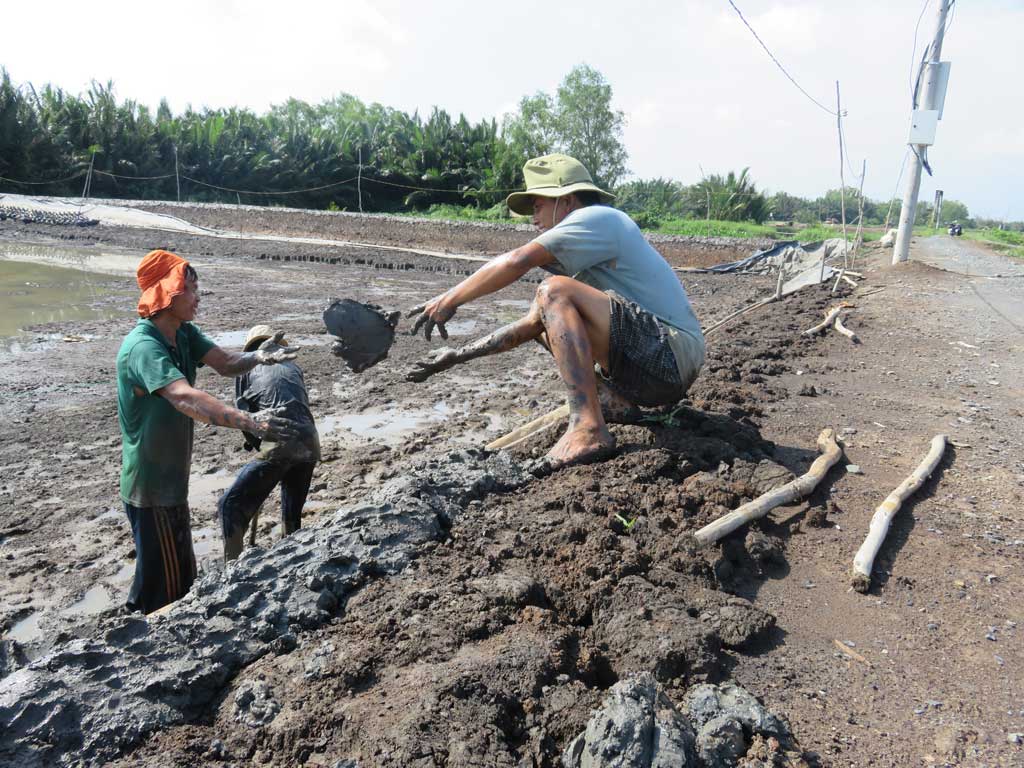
[833,314,859,343]
[486,403,569,451]
[693,428,843,546]
[801,304,852,335]
[833,639,872,667]
[851,435,947,593]
[701,295,777,339]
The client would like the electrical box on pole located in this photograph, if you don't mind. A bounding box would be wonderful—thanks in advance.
[893,0,953,265]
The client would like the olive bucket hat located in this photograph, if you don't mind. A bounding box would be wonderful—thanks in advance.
[505,153,615,216]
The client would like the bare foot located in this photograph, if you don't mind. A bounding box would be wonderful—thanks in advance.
[406,347,459,383]
[596,379,641,424]
[545,424,616,466]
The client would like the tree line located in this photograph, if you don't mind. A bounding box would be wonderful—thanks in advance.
[2,64,998,230]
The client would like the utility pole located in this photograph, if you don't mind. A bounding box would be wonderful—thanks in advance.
[357,147,363,214]
[932,189,944,228]
[174,146,181,202]
[893,0,952,264]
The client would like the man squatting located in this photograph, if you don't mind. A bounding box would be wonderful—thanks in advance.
[116,249,300,614]
[407,154,705,468]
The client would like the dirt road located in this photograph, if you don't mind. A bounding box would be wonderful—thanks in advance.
[1,211,1022,766]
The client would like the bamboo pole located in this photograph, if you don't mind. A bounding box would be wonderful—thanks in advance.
[851,435,947,593]
[693,428,843,546]
[486,403,569,451]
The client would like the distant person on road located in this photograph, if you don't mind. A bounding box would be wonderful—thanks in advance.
[219,324,321,561]
[116,249,300,614]
[405,154,705,470]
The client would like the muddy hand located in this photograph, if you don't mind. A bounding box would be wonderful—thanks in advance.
[407,295,454,342]
[251,406,300,442]
[406,347,459,383]
[254,331,299,364]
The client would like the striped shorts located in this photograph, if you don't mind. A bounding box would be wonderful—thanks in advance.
[123,503,197,614]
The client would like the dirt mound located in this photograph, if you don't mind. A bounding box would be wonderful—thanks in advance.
[97,403,813,766]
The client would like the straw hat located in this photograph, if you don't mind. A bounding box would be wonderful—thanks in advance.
[243,324,287,352]
[505,154,614,216]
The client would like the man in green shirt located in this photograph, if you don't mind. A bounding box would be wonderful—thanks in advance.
[117,249,299,613]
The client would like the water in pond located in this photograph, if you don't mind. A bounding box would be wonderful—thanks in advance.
[8,611,42,644]
[189,469,234,511]
[192,527,219,560]
[442,318,479,336]
[0,242,134,346]
[63,584,114,616]
[319,402,453,446]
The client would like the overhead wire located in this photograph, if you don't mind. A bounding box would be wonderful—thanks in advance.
[726,0,837,116]
[0,171,87,185]
[180,175,359,195]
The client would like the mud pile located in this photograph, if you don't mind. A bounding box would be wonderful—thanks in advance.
[99,393,816,767]
[0,451,530,767]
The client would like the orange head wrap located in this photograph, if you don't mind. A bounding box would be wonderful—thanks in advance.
[136,249,190,318]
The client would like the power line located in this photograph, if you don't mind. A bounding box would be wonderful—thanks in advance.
[180,175,359,195]
[726,0,837,116]
[0,171,87,185]
[93,169,177,180]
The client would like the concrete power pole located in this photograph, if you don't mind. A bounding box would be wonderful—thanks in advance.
[893,0,952,264]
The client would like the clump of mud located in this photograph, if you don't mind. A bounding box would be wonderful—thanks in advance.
[323,298,401,373]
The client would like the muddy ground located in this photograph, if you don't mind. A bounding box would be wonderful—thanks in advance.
[0,208,1023,766]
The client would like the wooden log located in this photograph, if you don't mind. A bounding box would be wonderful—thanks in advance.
[486,403,569,451]
[833,314,859,343]
[851,435,947,593]
[801,304,850,335]
[693,428,843,546]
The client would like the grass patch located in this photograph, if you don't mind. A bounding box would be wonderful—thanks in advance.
[398,205,895,246]
[400,203,515,222]
[962,228,1024,259]
[650,218,775,239]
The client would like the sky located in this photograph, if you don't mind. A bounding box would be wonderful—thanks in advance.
[4,0,1021,219]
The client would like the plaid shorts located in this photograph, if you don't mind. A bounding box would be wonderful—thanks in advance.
[602,291,690,407]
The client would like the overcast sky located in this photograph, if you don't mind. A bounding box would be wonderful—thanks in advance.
[5,0,1021,219]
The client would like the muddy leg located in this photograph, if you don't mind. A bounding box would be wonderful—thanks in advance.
[406,308,545,382]
[533,332,639,424]
[534,277,616,464]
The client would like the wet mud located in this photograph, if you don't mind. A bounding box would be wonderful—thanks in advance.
[3,208,1023,766]
[323,299,401,373]
[0,287,829,765]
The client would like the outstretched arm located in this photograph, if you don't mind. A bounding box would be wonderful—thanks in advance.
[202,331,299,377]
[409,242,554,340]
[158,378,299,442]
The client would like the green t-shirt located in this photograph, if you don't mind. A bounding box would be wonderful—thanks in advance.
[117,319,216,506]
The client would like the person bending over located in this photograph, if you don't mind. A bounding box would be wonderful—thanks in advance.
[219,324,321,561]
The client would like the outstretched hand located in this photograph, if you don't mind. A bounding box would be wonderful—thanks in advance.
[254,331,299,365]
[406,347,459,383]
[407,294,455,341]
[251,406,300,442]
